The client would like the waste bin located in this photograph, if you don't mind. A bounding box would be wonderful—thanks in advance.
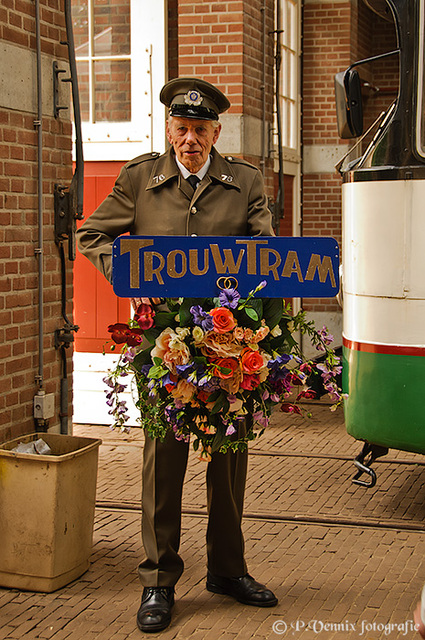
[0,432,101,592]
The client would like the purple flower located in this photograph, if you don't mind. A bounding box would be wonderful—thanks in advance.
[267,354,291,388]
[317,362,335,383]
[218,288,241,309]
[122,347,136,364]
[190,305,214,331]
[316,326,334,351]
[103,375,115,388]
[176,363,195,378]
[324,382,341,403]
[252,411,269,428]
[116,401,128,415]
[161,372,175,388]
[172,424,190,443]
[140,364,151,377]
[225,425,236,436]
[269,373,292,396]
[198,375,221,391]
[267,354,291,370]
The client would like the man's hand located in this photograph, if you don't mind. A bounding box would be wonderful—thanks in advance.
[414,601,425,638]
[131,297,161,311]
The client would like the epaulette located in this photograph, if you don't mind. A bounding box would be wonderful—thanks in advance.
[125,151,160,168]
[224,155,257,170]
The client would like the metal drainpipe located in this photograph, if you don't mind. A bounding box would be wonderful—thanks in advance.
[53,0,84,433]
[299,0,305,353]
[260,1,266,177]
[274,0,284,231]
[34,0,44,392]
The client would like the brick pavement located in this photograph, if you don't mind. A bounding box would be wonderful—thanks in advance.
[1,404,425,639]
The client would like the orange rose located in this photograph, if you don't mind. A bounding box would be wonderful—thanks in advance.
[212,357,240,379]
[240,347,265,374]
[210,307,236,333]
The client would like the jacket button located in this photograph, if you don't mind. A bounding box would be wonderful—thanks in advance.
[190,206,197,215]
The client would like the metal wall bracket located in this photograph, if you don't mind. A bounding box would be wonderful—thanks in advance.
[55,326,76,349]
[53,60,70,119]
[54,183,76,260]
[54,184,70,241]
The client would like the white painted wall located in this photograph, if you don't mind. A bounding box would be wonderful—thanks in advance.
[73,352,141,427]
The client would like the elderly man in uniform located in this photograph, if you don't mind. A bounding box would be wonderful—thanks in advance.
[77,77,277,633]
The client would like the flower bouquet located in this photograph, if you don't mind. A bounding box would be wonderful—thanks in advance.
[104,282,343,460]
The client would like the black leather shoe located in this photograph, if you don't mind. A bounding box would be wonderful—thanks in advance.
[136,587,174,633]
[206,572,278,607]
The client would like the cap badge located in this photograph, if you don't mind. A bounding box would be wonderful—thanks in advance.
[184,90,203,106]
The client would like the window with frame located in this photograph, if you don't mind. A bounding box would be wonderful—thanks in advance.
[72,0,166,160]
[275,0,301,156]
[274,0,301,237]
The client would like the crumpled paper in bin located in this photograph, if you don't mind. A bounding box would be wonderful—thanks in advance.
[12,438,52,455]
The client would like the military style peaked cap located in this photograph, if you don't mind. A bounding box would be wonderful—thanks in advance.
[160,77,230,120]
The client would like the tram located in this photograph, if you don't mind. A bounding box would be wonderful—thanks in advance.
[335,0,425,486]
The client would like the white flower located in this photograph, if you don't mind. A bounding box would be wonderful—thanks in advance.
[192,326,204,343]
[176,327,190,339]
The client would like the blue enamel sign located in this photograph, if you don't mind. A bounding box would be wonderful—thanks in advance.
[112,235,339,298]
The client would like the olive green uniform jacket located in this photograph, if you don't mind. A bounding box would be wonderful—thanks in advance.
[76,146,273,586]
[76,146,274,282]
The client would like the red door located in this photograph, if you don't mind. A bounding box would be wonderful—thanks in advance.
[74,161,131,353]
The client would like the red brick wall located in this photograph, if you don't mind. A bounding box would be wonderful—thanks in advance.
[176,0,275,195]
[178,0,245,113]
[303,1,354,147]
[0,1,74,442]
[302,1,354,313]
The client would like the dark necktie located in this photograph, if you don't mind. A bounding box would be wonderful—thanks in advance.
[187,174,200,190]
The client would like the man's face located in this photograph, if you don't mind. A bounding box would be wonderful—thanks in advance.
[166,116,221,173]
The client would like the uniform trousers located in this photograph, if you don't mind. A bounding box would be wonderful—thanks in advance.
[138,421,249,587]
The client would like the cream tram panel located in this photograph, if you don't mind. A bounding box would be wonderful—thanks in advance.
[342,180,425,300]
